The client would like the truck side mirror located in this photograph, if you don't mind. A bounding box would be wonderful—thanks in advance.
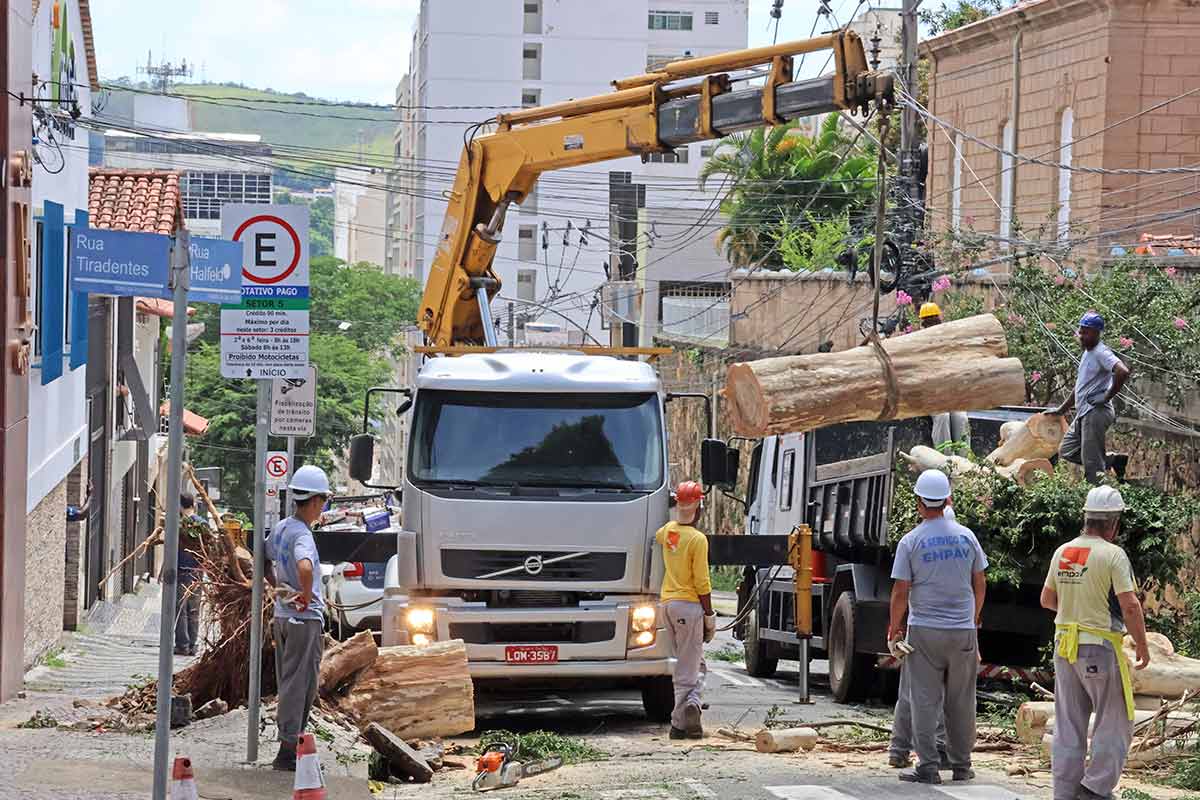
[701,439,732,488]
[348,434,376,483]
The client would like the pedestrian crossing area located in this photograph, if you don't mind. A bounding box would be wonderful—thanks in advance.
[580,782,1031,800]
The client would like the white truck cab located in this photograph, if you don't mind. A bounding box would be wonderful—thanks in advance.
[379,352,677,719]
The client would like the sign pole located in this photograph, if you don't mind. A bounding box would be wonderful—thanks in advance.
[285,435,296,517]
[246,380,269,762]
[152,231,191,800]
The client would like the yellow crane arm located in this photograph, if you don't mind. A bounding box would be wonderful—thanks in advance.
[418,31,893,348]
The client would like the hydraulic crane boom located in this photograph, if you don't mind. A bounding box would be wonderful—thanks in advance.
[418,31,894,348]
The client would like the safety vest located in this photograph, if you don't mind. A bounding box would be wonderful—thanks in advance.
[1055,622,1135,721]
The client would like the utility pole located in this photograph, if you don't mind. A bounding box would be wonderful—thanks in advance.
[246,381,269,762]
[897,0,925,289]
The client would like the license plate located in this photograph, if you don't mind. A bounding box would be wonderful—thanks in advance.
[505,645,558,664]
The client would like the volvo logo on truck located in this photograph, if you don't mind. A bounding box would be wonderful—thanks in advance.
[523,555,544,575]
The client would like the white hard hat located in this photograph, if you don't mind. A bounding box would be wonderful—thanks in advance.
[289,464,331,499]
[914,469,952,503]
[1083,485,1125,514]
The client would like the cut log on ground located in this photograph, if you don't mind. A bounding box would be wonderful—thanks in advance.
[755,727,818,753]
[724,314,1025,437]
[338,640,475,739]
[1040,732,1199,765]
[987,413,1068,466]
[1016,700,1200,745]
[320,630,378,694]
[364,722,434,784]
[1123,633,1200,697]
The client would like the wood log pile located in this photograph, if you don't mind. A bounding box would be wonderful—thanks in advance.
[724,314,1026,436]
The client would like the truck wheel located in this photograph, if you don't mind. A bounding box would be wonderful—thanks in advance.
[828,591,873,703]
[641,676,674,723]
[744,608,778,678]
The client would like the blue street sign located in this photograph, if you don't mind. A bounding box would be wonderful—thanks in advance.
[188,237,243,304]
[68,227,170,299]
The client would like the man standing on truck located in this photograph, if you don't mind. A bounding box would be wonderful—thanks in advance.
[656,480,716,740]
[919,302,969,447]
[1041,486,1150,800]
[266,464,332,771]
[1049,311,1131,484]
[888,470,987,784]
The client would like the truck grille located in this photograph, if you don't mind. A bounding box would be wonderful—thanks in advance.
[441,549,625,582]
[449,621,616,645]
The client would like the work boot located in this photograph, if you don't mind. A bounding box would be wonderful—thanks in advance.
[1076,786,1113,800]
[898,765,942,785]
[669,726,689,740]
[1105,452,1130,481]
[952,768,975,782]
[272,742,297,771]
[887,753,911,768]
[683,703,703,739]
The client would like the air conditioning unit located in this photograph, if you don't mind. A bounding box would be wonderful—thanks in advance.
[601,281,640,324]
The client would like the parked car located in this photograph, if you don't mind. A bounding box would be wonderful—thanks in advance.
[325,557,387,639]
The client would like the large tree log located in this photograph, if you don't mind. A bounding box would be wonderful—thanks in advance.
[340,640,474,739]
[987,413,1068,466]
[1123,633,1200,698]
[1016,700,1200,745]
[724,314,1025,436]
[320,630,378,694]
[993,458,1054,486]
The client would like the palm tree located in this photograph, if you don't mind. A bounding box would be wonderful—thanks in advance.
[699,115,876,268]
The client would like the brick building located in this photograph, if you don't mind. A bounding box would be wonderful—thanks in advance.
[922,0,1200,258]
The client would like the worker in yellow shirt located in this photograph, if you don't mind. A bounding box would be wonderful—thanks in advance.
[1041,486,1151,800]
[655,480,716,740]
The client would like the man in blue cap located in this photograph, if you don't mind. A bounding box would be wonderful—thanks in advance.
[1049,311,1131,484]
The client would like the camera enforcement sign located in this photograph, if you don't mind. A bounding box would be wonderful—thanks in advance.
[219,204,310,379]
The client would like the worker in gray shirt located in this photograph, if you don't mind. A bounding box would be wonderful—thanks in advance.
[265,464,331,771]
[1050,311,1131,484]
[888,470,987,785]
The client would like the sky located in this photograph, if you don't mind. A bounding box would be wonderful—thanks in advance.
[90,1,875,105]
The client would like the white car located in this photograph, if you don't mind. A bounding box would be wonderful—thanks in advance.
[325,558,387,639]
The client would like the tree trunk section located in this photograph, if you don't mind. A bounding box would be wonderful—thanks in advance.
[1016,700,1200,745]
[987,413,1068,465]
[724,314,1025,436]
[755,727,818,753]
[1123,633,1200,698]
[320,630,378,694]
[341,640,475,739]
[364,722,435,783]
[994,458,1054,486]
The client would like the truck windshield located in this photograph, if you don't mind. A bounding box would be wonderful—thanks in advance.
[409,391,663,491]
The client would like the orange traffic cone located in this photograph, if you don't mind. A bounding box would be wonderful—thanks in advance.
[292,733,326,800]
[170,756,199,800]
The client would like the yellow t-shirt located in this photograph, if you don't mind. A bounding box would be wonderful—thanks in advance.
[1045,534,1136,646]
[655,521,712,603]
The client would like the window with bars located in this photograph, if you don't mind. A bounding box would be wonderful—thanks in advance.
[700,143,717,158]
[181,171,272,220]
[523,1,542,34]
[522,44,541,80]
[646,148,689,164]
[705,11,719,24]
[517,269,537,302]
[648,10,693,30]
[521,88,541,108]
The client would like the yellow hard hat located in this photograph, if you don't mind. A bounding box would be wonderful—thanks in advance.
[918,302,942,319]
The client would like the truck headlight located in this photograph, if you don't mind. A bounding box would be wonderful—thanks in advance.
[631,604,657,632]
[633,630,655,647]
[406,607,435,633]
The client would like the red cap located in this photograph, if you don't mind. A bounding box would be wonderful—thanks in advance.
[675,481,703,505]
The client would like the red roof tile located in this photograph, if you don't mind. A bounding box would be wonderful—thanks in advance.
[159,402,209,437]
[136,297,196,318]
[88,168,183,235]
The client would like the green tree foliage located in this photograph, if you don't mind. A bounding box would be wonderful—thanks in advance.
[183,257,419,513]
[778,213,864,273]
[891,467,1193,594]
[919,0,1008,34]
[698,116,875,267]
[1002,258,1200,408]
[274,191,335,257]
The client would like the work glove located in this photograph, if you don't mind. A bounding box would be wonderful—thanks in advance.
[703,613,717,643]
[887,638,914,660]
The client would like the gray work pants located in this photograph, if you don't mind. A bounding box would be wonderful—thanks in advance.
[663,600,706,730]
[174,582,201,653]
[1052,644,1132,800]
[931,412,969,447]
[1059,407,1115,485]
[889,658,947,759]
[906,626,978,771]
[273,617,325,746]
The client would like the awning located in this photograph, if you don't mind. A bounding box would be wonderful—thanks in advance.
[137,297,196,318]
[159,402,209,436]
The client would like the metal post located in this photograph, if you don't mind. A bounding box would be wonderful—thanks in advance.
[899,0,919,155]
[246,380,269,762]
[285,435,296,518]
[797,639,810,704]
[476,286,498,347]
[506,301,515,346]
[152,230,191,800]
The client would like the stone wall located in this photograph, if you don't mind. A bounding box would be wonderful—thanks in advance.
[63,458,87,630]
[25,479,67,667]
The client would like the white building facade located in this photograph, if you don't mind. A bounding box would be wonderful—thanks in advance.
[388,0,749,345]
[333,167,388,266]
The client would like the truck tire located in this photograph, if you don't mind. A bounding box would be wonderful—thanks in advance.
[828,591,874,703]
[641,676,675,723]
[744,608,778,678]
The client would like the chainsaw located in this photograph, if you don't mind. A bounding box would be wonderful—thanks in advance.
[472,743,564,792]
